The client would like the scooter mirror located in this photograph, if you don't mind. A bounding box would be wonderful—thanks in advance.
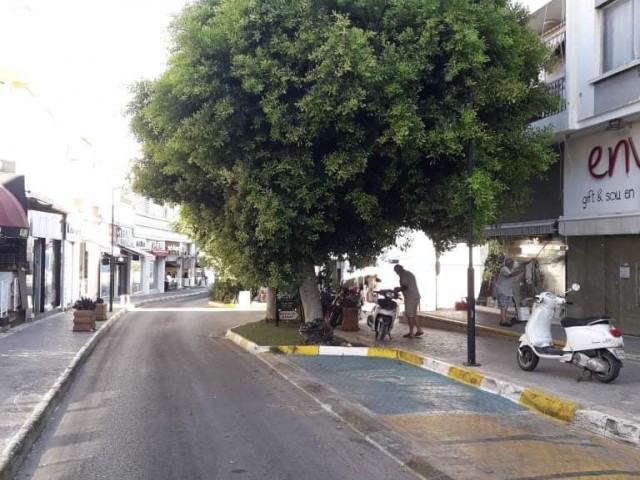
[571,283,581,292]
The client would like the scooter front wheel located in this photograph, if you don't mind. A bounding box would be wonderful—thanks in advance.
[378,321,391,341]
[593,350,621,383]
[517,346,539,371]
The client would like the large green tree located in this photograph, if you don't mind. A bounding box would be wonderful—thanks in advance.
[128,0,556,321]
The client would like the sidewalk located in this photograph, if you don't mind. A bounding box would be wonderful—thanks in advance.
[419,305,640,361]
[0,287,208,480]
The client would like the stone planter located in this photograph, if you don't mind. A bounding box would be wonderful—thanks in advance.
[340,307,360,331]
[94,303,107,321]
[73,309,96,332]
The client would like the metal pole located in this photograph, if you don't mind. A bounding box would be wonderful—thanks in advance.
[465,138,480,367]
[109,190,114,313]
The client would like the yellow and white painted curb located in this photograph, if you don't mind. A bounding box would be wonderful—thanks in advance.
[225,329,640,446]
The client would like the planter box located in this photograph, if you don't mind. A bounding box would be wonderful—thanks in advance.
[341,307,360,331]
[95,303,107,321]
[73,309,95,332]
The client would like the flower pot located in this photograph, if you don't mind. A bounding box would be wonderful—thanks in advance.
[73,309,95,332]
[95,303,107,321]
[341,307,360,331]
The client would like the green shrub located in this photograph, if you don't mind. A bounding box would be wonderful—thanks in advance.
[73,297,96,310]
[209,278,248,303]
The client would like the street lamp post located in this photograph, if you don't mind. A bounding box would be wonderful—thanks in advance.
[109,186,116,312]
[109,189,115,312]
[465,138,480,367]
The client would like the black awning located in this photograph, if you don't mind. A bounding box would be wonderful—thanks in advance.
[484,219,558,238]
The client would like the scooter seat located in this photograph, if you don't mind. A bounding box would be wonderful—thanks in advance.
[561,316,611,328]
[377,298,396,310]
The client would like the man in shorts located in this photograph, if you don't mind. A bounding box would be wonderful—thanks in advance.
[495,257,530,326]
[394,265,423,338]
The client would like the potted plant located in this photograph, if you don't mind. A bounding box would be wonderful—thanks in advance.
[340,287,361,331]
[72,296,96,332]
[94,297,107,321]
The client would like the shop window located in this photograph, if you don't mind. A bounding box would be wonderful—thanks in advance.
[131,258,142,294]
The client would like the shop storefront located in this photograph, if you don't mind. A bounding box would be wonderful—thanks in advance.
[27,208,64,316]
[482,228,567,310]
[64,214,88,305]
[118,244,154,294]
[151,247,169,292]
[560,125,640,335]
[0,175,29,325]
[482,154,566,310]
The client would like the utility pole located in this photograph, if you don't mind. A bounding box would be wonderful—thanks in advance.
[109,190,115,313]
[465,138,480,367]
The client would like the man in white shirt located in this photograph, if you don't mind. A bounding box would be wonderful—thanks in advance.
[495,258,530,326]
[394,265,423,338]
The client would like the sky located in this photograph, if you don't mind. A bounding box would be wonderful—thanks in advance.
[0,0,546,177]
[0,0,190,173]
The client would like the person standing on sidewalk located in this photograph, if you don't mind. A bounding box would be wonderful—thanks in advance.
[495,257,530,327]
[393,265,424,338]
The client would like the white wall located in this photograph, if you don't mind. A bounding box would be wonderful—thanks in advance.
[567,1,595,127]
[344,230,486,311]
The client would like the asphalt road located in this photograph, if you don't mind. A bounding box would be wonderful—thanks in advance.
[16,296,415,480]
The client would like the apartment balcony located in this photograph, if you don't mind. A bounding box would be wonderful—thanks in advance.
[527,0,568,137]
[530,75,568,137]
[539,76,566,119]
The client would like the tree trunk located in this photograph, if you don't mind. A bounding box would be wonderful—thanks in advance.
[266,287,277,321]
[298,266,323,323]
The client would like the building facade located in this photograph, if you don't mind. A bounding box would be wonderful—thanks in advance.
[0,69,201,328]
[489,0,640,335]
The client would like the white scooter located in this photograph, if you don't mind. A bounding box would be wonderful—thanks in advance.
[363,289,401,341]
[516,283,625,383]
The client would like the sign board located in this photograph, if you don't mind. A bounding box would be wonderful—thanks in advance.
[278,310,299,321]
[277,295,300,322]
[564,128,640,217]
[277,296,298,311]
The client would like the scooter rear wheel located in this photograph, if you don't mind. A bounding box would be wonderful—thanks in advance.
[517,346,539,371]
[593,350,621,383]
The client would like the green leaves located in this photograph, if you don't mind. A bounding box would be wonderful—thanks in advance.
[128,0,558,286]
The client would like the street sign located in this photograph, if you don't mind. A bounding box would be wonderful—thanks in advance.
[279,310,299,321]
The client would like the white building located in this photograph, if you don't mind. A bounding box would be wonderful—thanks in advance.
[490,0,640,335]
[0,73,199,323]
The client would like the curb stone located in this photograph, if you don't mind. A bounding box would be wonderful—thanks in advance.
[225,330,640,447]
[0,290,206,480]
